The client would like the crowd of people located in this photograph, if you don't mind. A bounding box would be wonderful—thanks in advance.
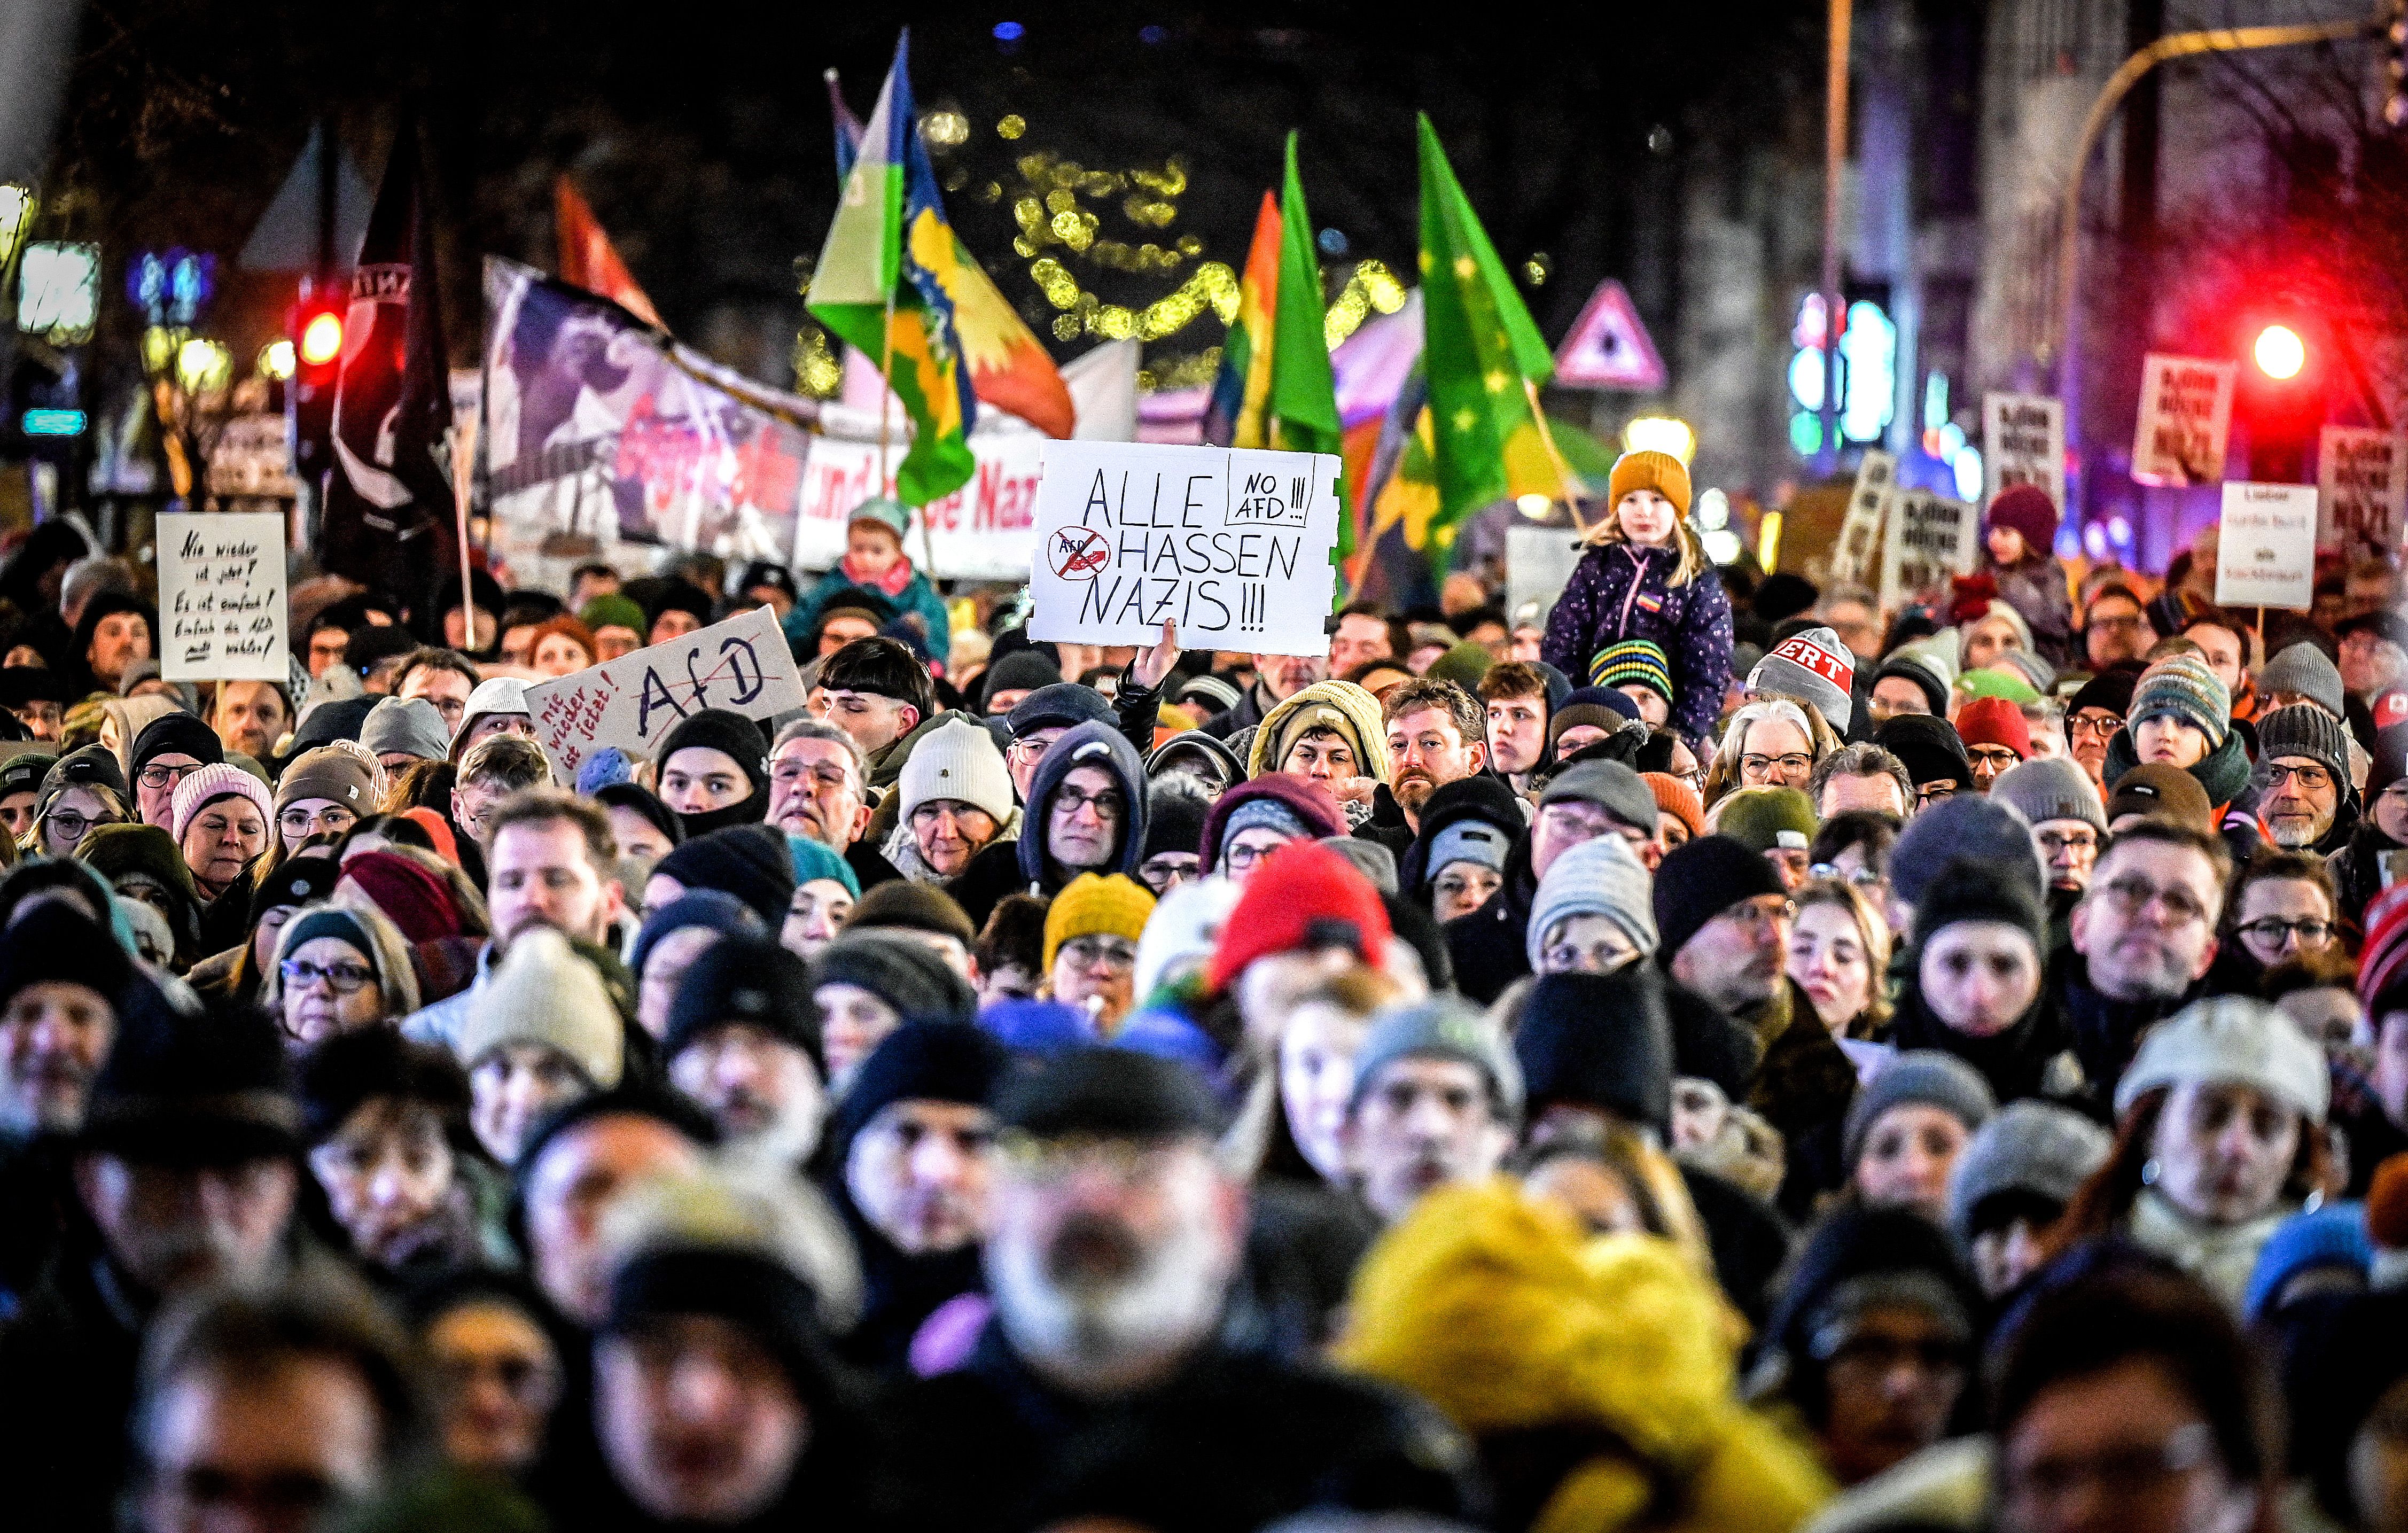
[0,452,2401,1533]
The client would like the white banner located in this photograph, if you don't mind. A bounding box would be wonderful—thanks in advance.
[2319,425,2408,559]
[2131,353,2236,488]
[2215,482,2319,610]
[521,605,806,782]
[1876,488,1977,612]
[1028,441,1341,656]
[1983,393,2065,509]
[158,511,289,682]
[1829,450,1895,585]
[795,433,1043,582]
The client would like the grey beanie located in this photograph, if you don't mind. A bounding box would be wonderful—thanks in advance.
[2258,642,2347,718]
[1540,759,1661,836]
[1319,835,1399,895]
[1348,996,1523,1124]
[1842,1049,1997,1170]
[2255,702,2354,784]
[2114,995,2329,1124]
[1889,792,2042,910]
[1946,1099,2112,1240]
[1525,835,1658,969]
[1221,796,1309,853]
[1425,819,1510,878]
[358,696,451,763]
[1988,756,2106,834]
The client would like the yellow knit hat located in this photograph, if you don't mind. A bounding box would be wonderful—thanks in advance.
[1606,449,1693,519]
[1042,873,1157,971]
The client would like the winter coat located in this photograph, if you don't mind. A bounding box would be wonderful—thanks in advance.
[1985,554,2076,666]
[2048,948,2193,1109]
[1541,539,1735,748]
[2329,817,2402,934]
[2126,1186,2297,1312]
[947,720,1146,930]
[786,561,951,664]
[1441,835,1540,1005]
[1887,966,2085,1107]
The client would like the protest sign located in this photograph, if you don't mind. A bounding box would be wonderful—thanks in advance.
[1827,450,1895,585]
[158,511,289,682]
[1983,393,2065,509]
[2131,354,2236,488]
[796,433,1043,580]
[1875,488,1976,612]
[2215,482,2319,610]
[2319,425,2408,559]
[1027,441,1342,656]
[1506,524,1585,624]
[521,605,806,782]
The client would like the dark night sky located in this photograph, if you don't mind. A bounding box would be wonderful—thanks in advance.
[45,1,1813,385]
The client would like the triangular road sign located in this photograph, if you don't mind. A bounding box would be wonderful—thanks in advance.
[1553,278,1667,392]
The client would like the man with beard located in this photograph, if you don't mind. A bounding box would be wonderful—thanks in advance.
[2253,703,2358,857]
[1340,998,1521,1223]
[826,1022,1004,1370]
[871,1048,1475,1533]
[2058,818,2229,1093]
[0,998,304,1533]
[766,720,875,877]
[404,790,624,1053]
[665,937,826,1169]
[1362,679,1489,856]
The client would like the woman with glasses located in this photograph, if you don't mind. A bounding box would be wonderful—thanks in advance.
[261,903,421,1047]
[2208,851,2342,995]
[22,743,129,861]
[1701,698,1834,808]
[272,746,378,856]
[124,711,222,829]
[1041,873,1155,1034]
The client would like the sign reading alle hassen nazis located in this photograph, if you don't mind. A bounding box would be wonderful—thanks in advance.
[521,605,806,781]
[1027,441,1343,657]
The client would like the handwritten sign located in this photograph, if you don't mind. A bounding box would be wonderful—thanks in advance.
[1876,488,1977,611]
[521,605,806,781]
[1027,441,1342,656]
[2319,426,2408,559]
[1828,450,1895,585]
[1983,393,2065,511]
[2215,482,2319,610]
[2131,354,2236,488]
[158,511,289,682]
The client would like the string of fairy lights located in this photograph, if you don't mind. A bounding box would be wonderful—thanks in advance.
[791,108,1410,400]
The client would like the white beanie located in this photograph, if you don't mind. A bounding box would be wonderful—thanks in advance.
[898,718,1015,824]
[456,928,624,1088]
[2114,995,2328,1125]
[1132,876,1243,1002]
[1524,835,1658,970]
[449,676,532,757]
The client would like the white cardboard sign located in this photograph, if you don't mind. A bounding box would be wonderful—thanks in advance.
[158,511,289,682]
[795,433,1045,580]
[1027,441,1341,656]
[2131,354,2236,488]
[1875,488,1977,611]
[521,605,806,782]
[2215,482,2319,610]
[1828,449,1896,585]
[1506,524,1586,625]
[1983,393,2066,510]
[2318,425,2408,559]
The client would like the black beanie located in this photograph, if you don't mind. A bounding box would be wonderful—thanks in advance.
[1515,969,1674,1132]
[249,852,344,928]
[994,1045,1220,1140]
[653,823,794,928]
[1873,713,1973,789]
[812,932,977,1025]
[828,1020,1006,1152]
[654,709,770,837]
[1910,854,2046,956]
[1142,780,1211,862]
[1872,656,1949,719]
[664,935,822,1071]
[594,782,684,851]
[129,711,224,778]
[1651,834,1785,965]
[2067,660,2143,722]
[0,901,131,1014]
[295,1028,468,1146]
[605,1245,835,1400]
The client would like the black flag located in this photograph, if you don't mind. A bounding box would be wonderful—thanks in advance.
[322,114,456,602]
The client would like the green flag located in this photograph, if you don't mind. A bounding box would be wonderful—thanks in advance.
[1416,113,1562,549]
[1267,134,1349,568]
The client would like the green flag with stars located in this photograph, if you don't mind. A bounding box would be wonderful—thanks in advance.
[1415,113,1564,546]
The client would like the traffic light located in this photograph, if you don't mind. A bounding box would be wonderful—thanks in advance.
[287,276,344,488]
[2239,315,2324,482]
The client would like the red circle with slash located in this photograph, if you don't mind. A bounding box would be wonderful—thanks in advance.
[1048,527,1110,581]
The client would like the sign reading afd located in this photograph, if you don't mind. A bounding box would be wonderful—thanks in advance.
[522,605,806,781]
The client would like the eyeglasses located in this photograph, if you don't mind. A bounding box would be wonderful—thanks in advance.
[995,1130,1183,1186]
[1221,839,1290,873]
[1916,782,1959,807]
[2089,613,2147,634]
[1059,935,1139,971]
[2236,917,2333,947]
[770,762,855,793]
[279,806,357,837]
[1740,753,1814,778]
[2068,712,2122,740]
[2035,829,2099,856]
[1052,787,1125,822]
[136,761,202,791]
[2005,1421,2216,1509]
[2263,762,2333,791]
[1724,896,1795,932]
[1809,862,1887,890]
[45,810,106,839]
[2094,876,2209,925]
[1967,746,2023,769]
[279,958,376,994]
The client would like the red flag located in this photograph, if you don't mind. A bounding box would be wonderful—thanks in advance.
[555,175,663,328]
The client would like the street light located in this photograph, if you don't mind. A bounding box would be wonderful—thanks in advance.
[1623,416,1696,464]
[2253,324,2306,380]
[174,337,231,396]
[0,185,34,275]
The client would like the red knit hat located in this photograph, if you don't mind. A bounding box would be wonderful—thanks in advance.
[1985,484,2060,553]
[2364,883,2408,1018]
[400,806,459,866]
[1641,772,1704,839]
[338,850,466,943]
[1952,696,2031,759]
[1205,840,1391,994]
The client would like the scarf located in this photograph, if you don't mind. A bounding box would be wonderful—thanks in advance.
[841,552,916,598]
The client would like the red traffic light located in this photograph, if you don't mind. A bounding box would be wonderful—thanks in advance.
[298,309,344,368]
[2253,323,2306,380]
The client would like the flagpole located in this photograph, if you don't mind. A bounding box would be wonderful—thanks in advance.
[878,292,897,496]
[1522,379,1592,534]
[451,419,478,651]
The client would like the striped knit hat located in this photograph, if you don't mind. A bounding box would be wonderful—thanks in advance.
[2127,652,2231,749]
[1589,639,1674,701]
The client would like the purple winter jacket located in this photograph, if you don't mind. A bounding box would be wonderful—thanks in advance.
[1540,540,1735,747]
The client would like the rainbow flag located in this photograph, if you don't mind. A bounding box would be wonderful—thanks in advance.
[807,32,976,505]
[1203,191,1280,448]
[828,57,1073,441]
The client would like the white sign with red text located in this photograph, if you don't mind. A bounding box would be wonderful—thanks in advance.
[796,434,1043,582]
[520,605,806,783]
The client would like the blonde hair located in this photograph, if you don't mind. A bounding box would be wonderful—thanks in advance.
[1790,877,1892,1036]
[1580,502,1709,587]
